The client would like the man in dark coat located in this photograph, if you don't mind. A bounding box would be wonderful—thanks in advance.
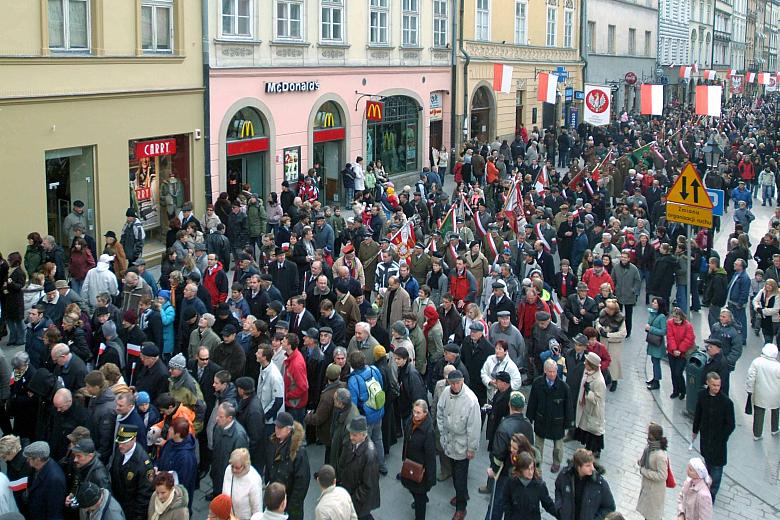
[647,243,678,300]
[234,377,266,474]
[393,347,427,426]
[692,371,735,500]
[563,335,588,439]
[460,322,493,407]
[23,441,67,520]
[264,412,310,520]
[338,416,381,520]
[134,343,168,401]
[110,424,154,520]
[211,401,249,500]
[269,247,300,303]
[227,201,250,264]
[188,347,222,474]
[69,438,112,500]
[554,449,616,520]
[48,388,90,462]
[212,325,246,380]
[485,372,512,453]
[84,371,117,465]
[526,358,572,473]
[51,343,88,393]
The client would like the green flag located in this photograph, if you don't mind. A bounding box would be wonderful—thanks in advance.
[628,142,653,168]
[438,206,456,237]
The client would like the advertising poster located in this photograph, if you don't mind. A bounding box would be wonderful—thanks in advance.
[284,146,301,183]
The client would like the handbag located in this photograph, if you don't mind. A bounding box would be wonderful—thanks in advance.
[745,392,753,415]
[646,332,663,347]
[665,458,676,489]
[666,456,677,489]
[401,458,425,483]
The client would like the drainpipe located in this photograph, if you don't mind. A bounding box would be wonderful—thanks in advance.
[201,0,213,203]
[459,0,470,145]
[449,0,458,151]
[580,0,588,83]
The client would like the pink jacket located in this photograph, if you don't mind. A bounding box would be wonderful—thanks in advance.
[677,478,712,520]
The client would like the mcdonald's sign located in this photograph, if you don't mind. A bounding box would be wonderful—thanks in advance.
[239,120,255,139]
[366,100,384,122]
[321,112,335,128]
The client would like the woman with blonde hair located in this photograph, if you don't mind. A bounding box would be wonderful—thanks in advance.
[597,299,626,392]
[578,249,594,279]
[636,422,669,520]
[462,302,489,339]
[752,277,780,344]
[222,448,262,520]
[677,458,713,520]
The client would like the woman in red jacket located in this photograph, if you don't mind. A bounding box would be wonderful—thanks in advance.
[666,307,696,400]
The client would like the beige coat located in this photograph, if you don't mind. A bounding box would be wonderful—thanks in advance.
[464,251,490,297]
[379,286,411,330]
[315,485,358,520]
[636,448,669,520]
[575,368,606,435]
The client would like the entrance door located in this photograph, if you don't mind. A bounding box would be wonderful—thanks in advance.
[429,120,443,167]
[313,141,342,204]
[542,103,556,129]
[227,153,265,196]
[45,147,96,246]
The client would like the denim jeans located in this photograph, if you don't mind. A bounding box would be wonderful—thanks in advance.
[706,463,723,501]
[70,278,83,296]
[346,187,355,206]
[651,356,663,381]
[558,150,569,168]
[367,420,386,471]
[762,184,775,205]
[451,458,470,512]
[675,285,689,314]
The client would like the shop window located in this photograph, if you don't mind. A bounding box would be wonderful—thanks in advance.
[128,135,191,245]
[227,107,267,140]
[48,0,90,51]
[366,95,420,175]
[314,101,343,129]
[45,146,96,248]
[226,107,269,198]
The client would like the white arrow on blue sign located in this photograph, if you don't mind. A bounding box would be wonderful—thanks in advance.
[706,188,724,217]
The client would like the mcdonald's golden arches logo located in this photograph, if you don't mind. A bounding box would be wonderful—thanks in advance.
[240,120,255,138]
[366,100,384,122]
[321,112,335,128]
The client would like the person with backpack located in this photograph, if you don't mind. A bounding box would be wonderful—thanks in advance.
[346,350,388,476]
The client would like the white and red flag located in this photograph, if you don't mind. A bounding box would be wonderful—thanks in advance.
[537,72,558,104]
[679,66,692,79]
[746,72,756,83]
[758,72,772,85]
[695,85,722,117]
[703,70,717,81]
[127,343,142,358]
[534,165,548,196]
[493,64,514,94]
[640,84,664,115]
[9,477,27,492]
[391,220,417,259]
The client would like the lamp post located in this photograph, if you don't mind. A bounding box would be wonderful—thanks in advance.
[701,134,723,260]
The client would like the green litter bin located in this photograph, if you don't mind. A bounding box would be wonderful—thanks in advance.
[685,349,708,415]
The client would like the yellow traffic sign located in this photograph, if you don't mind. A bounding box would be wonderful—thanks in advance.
[666,202,713,228]
[666,163,713,208]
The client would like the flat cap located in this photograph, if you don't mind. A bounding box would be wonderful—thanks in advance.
[141,342,160,357]
[535,311,551,321]
[23,441,49,459]
[495,371,511,384]
[444,343,461,354]
[275,411,294,428]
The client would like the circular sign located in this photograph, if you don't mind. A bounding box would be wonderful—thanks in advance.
[625,72,637,85]
[585,89,610,113]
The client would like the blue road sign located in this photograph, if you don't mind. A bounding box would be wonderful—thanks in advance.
[574,90,584,100]
[565,87,573,100]
[706,188,724,217]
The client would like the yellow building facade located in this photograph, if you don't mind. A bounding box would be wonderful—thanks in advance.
[0,0,204,260]
[455,0,584,146]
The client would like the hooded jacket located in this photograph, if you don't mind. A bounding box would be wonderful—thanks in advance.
[81,259,119,310]
[264,422,310,520]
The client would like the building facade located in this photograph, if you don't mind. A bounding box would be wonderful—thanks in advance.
[690,0,713,68]
[207,0,451,205]
[585,0,658,114]
[713,0,734,69]
[659,0,691,97]
[452,0,584,147]
[0,0,205,258]
[747,0,758,69]
[733,0,748,70]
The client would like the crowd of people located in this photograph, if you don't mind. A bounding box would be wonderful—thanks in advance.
[0,96,778,520]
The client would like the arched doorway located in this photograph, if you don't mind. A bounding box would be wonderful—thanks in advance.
[366,95,421,175]
[311,100,346,204]
[470,86,493,142]
[225,107,269,198]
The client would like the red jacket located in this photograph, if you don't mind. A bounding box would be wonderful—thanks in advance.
[739,159,756,181]
[582,268,615,298]
[283,348,309,409]
[666,318,695,355]
[449,269,472,302]
[203,262,228,310]
[587,340,612,370]
[517,299,550,337]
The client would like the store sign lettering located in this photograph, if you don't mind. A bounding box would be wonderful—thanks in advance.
[136,187,152,200]
[265,80,320,94]
[135,138,177,159]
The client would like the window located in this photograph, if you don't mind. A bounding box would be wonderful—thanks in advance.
[141,1,173,52]
[402,0,419,47]
[564,8,573,48]
[369,0,389,45]
[48,0,90,50]
[546,7,557,46]
[587,21,595,51]
[515,1,527,45]
[321,0,343,42]
[366,96,421,175]
[645,30,652,56]
[476,0,490,41]
[277,0,303,40]
[222,0,251,37]
[607,24,616,54]
[433,0,448,47]
[628,28,636,55]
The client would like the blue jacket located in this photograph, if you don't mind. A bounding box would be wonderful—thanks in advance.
[727,270,751,306]
[347,365,385,425]
[314,223,335,252]
[400,275,420,301]
[160,301,176,354]
[731,186,752,208]
[571,233,589,269]
[28,459,67,520]
[157,433,198,508]
[26,317,53,369]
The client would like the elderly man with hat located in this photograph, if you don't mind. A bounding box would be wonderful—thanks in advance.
[461,321,494,408]
[134,342,169,401]
[333,242,365,289]
[574,352,607,457]
[39,279,66,325]
[484,371,514,455]
[529,310,571,379]
[120,271,153,316]
[269,247,300,303]
[232,376,266,474]
[212,324,246,381]
[437,369,481,520]
[264,411,310,520]
[24,441,67,520]
[486,279,517,325]
[407,242,432,286]
[563,281,599,337]
[110,424,153,520]
[301,327,326,409]
[75,481,124,520]
[55,278,85,310]
[432,343,470,386]
[703,337,729,384]
[338,416,381,520]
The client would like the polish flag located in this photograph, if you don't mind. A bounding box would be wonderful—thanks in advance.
[691,64,699,73]
[679,66,692,79]
[640,84,664,115]
[127,343,142,357]
[758,72,772,85]
[99,343,107,356]
[727,69,737,79]
[746,72,756,83]
[493,64,514,94]
[695,85,722,117]
[534,165,548,196]
[9,477,27,492]
[537,73,558,104]
[703,70,717,80]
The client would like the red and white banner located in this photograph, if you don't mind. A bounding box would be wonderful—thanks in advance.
[9,477,27,492]
[537,72,558,104]
[640,84,664,115]
[746,72,756,83]
[391,220,417,259]
[758,72,772,85]
[695,85,722,117]
[127,343,142,358]
[583,85,611,126]
[691,64,699,73]
[679,66,692,79]
[727,69,737,79]
[703,70,717,81]
[730,75,744,94]
[493,64,514,94]
[534,165,548,196]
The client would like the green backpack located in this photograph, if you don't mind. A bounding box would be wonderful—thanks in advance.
[360,368,386,411]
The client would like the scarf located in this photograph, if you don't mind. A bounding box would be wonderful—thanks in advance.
[411,414,425,433]
[423,306,439,339]
[150,487,176,520]
[639,439,663,469]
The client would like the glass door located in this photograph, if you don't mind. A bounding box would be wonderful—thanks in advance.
[45,147,96,247]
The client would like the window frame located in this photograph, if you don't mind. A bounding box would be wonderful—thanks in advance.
[369,0,390,46]
[48,0,91,52]
[587,20,595,52]
[476,0,490,42]
[546,6,557,47]
[276,0,305,41]
[515,0,528,45]
[644,30,652,56]
[563,7,574,48]
[433,0,448,48]
[141,0,174,54]
[628,27,636,55]
[220,0,253,40]
[320,0,344,43]
[607,24,616,54]
[401,0,419,47]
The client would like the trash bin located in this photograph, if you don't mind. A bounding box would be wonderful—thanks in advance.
[685,349,708,415]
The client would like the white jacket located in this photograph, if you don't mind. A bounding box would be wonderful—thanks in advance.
[745,345,780,409]
[752,289,780,323]
[81,261,119,309]
[480,354,522,401]
[437,384,481,460]
[315,485,358,520]
[257,361,285,424]
[223,466,263,520]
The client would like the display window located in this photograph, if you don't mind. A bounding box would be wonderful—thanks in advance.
[366,95,420,175]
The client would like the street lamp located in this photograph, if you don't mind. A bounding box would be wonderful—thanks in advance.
[702,135,722,168]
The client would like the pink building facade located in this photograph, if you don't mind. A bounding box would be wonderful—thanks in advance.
[208,66,451,204]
